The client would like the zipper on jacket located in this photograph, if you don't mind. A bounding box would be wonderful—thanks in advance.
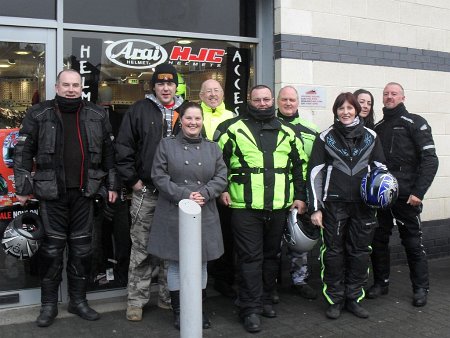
[389,133,395,154]
[75,105,85,189]
[349,156,353,201]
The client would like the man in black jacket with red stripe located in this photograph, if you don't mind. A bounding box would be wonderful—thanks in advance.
[14,69,118,327]
[367,82,439,307]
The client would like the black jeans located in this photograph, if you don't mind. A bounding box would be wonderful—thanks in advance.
[231,208,287,317]
[371,199,428,291]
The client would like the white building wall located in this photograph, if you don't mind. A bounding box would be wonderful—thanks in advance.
[275,0,450,221]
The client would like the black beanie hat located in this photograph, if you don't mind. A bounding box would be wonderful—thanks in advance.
[152,63,178,86]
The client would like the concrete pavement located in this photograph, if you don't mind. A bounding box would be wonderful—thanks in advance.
[1,257,450,337]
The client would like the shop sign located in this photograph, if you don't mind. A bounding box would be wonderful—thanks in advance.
[169,46,225,66]
[298,86,326,108]
[105,39,168,69]
[71,38,103,102]
[224,48,250,116]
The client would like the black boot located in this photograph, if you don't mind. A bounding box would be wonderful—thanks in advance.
[68,275,100,321]
[36,243,64,327]
[202,289,211,329]
[170,291,180,330]
[67,243,99,321]
[36,304,58,327]
[36,280,60,327]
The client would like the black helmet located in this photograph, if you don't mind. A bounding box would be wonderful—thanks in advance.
[361,167,399,209]
[283,209,320,253]
[1,212,44,259]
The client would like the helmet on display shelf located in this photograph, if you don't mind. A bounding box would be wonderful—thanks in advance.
[360,167,399,209]
[1,211,44,259]
[283,208,320,254]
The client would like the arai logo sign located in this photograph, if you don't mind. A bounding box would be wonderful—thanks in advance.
[105,39,168,69]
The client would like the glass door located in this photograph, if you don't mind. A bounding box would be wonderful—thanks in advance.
[0,26,55,309]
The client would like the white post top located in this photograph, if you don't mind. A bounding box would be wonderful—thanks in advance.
[178,199,201,215]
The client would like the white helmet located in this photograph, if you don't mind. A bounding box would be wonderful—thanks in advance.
[1,212,44,259]
[283,209,320,253]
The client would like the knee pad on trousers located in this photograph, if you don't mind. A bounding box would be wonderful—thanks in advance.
[67,237,92,279]
[402,236,425,257]
[39,237,66,282]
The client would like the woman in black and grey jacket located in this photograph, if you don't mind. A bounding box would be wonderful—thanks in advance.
[307,92,386,320]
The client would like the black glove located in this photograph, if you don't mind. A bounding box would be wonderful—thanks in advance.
[103,201,115,223]
[94,185,115,222]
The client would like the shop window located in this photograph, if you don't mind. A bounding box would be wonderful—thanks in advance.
[0,42,45,127]
[64,30,255,117]
[64,30,255,291]
[0,41,46,293]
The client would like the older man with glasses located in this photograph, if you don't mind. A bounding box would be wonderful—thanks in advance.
[199,79,238,299]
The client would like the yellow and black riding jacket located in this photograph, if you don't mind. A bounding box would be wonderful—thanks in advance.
[215,115,307,210]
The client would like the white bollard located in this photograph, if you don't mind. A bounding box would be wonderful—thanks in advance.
[179,199,202,338]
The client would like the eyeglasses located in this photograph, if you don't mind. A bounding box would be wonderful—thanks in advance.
[251,98,273,104]
[201,88,222,95]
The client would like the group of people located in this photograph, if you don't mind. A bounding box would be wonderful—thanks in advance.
[12,64,438,334]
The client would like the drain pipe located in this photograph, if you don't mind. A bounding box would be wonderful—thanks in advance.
[179,199,202,337]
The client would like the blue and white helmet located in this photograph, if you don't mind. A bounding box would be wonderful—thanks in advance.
[361,168,399,209]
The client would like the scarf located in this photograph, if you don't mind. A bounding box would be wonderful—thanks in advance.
[334,116,364,140]
[55,95,82,113]
[277,109,298,123]
[247,104,275,121]
[382,102,407,120]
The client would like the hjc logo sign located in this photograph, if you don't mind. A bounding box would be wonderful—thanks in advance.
[169,46,225,64]
[105,39,168,69]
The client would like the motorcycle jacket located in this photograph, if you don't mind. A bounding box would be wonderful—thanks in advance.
[374,103,439,200]
[14,99,117,200]
[308,118,386,213]
[277,110,318,179]
[115,96,186,189]
[215,114,307,210]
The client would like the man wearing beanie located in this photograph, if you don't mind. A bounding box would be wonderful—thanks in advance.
[214,85,307,333]
[14,69,118,327]
[116,63,186,321]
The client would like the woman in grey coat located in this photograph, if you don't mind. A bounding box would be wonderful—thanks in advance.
[148,102,227,330]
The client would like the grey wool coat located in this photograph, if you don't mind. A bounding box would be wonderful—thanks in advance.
[147,132,227,262]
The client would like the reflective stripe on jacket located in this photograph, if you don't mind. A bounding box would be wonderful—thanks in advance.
[216,115,307,210]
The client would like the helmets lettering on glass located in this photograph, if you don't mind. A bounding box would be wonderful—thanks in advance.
[361,168,399,209]
[283,209,320,253]
[1,212,44,259]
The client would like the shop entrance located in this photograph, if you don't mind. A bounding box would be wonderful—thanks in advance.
[0,26,56,309]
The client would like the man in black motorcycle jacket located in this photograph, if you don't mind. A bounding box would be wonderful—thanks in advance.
[367,82,439,307]
[14,69,118,327]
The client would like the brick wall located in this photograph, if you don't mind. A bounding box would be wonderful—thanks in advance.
[274,34,450,72]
